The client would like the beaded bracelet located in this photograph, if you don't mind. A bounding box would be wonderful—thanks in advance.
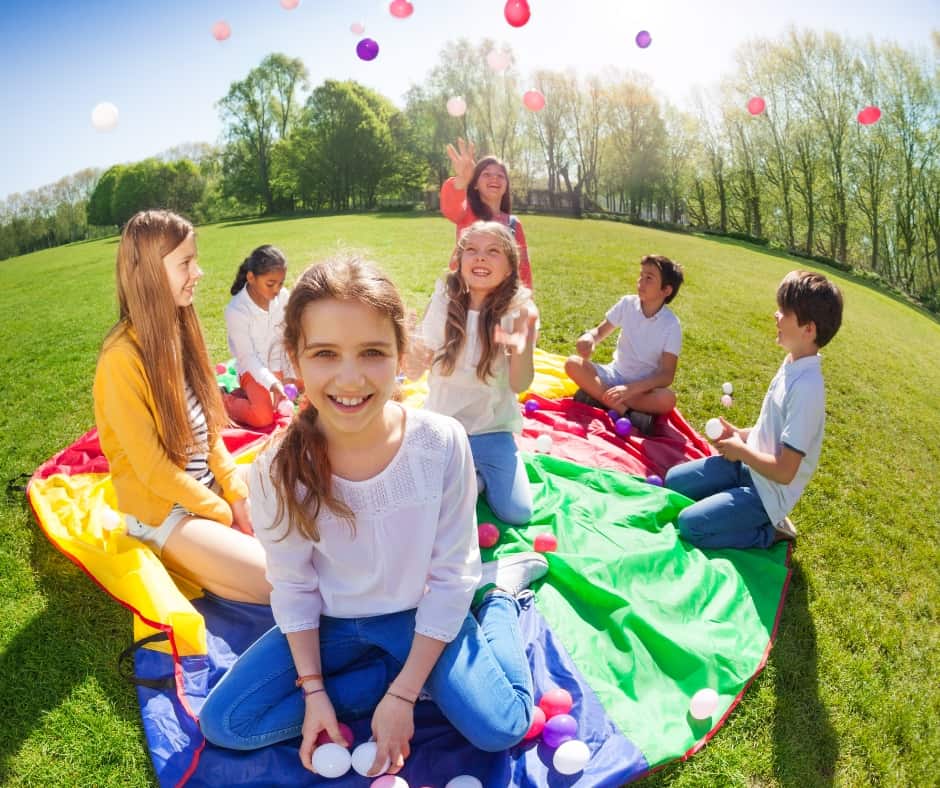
[294,673,323,687]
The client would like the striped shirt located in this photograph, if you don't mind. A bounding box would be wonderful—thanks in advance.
[183,383,215,489]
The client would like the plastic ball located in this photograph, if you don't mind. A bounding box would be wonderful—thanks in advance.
[315,722,354,748]
[534,532,558,553]
[689,688,719,720]
[215,363,227,374]
[635,30,652,48]
[524,399,539,414]
[446,96,467,117]
[351,742,389,776]
[350,22,365,34]
[705,417,723,441]
[720,394,733,408]
[212,20,231,41]
[503,0,531,27]
[858,105,881,125]
[280,0,300,9]
[538,687,573,718]
[486,50,511,72]
[100,506,123,531]
[523,90,545,112]
[614,417,632,437]
[541,712,578,748]
[277,399,296,417]
[312,742,352,778]
[282,383,298,401]
[534,433,553,453]
[356,38,380,61]
[523,705,546,739]
[646,474,663,486]
[747,96,766,115]
[722,382,733,395]
[388,0,413,18]
[445,777,483,788]
[607,409,620,422]
[552,738,591,775]
[372,776,409,788]
[91,102,119,132]
[478,522,500,549]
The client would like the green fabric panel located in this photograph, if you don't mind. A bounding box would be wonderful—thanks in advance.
[478,453,790,767]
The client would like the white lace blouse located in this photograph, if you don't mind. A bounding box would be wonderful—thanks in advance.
[250,407,482,643]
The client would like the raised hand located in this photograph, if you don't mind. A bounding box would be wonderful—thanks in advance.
[445,138,476,188]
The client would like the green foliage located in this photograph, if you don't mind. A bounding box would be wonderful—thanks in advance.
[87,166,120,226]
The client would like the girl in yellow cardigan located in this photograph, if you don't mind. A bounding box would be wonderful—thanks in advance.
[93,210,269,604]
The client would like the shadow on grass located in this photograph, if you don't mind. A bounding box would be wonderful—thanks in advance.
[218,209,428,230]
[771,559,838,787]
[0,502,151,784]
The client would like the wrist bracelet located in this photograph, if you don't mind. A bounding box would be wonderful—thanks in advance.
[302,687,327,698]
[295,673,323,687]
[386,689,416,705]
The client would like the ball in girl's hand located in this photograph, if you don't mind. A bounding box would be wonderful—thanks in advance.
[541,713,578,748]
[722,381,733,395]
[478,522,500,548]
[311,743,352,778]
[352,742,389,776]
[523,705,546,739]
[534,433,553,453]
[445,777,483,788]
[446,96,467,117]
[356,38,380,61]
[614,417,632,437]
[284,383,299,401]
[315,722,354,748]
[524,399,539,414]
[538,687,573,718]
[523,89,545,112]
[553,739,591,775]
[503,0,531,27]
[534,532,557,553]
[212,20,231,41]
[277,399,295,418]
[720,394,733,408]
[646,474,663,486]
[705,418,723,441]
[689,688,719,720]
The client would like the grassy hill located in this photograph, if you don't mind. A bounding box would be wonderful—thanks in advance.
[1,213,937,787]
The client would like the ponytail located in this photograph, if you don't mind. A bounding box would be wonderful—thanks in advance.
[230,244,288,296]
[230,258,253,295]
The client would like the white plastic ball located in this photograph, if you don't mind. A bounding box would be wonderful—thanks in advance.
[689,687,719,720]
[705,418,723,441]
[446,96,467,117]
[552,738,591,775]
[351,741,389,777]
[371,776,409,788]
[486,50,511,72]
[720,394,733,408]
[91,102,119,132]
[534,433,553,453]
[722,381,733,395]
[445,777,483,788]
[100,506,123,531]
[312,742,352,778]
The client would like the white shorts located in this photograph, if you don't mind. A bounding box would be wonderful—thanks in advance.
[125,505,191,556]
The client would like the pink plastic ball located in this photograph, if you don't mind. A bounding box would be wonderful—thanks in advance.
[523,705,546,739]
[350,22,365,34]
[504,0,531,27]
[280,0,300,9]
[356,38,379,61]
[315,721,354,748]
[478,522,500,549]
[523,90,545,112]
[534,532,557,553]
[858,105,881,125]
[720,394,733,408]
[389,0,413,19]
[212,21,231,41]
[371,776,408,788]
[542,713,578,748]
[538,687,573,718]
[747,96,766,115]
[635,30,652,48]
[215,363,227,374]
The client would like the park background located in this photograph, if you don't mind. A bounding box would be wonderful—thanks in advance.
[1,1,938,785]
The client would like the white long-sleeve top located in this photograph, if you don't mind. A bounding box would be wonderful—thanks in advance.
[250,407,482,643]
[224,286,292,391]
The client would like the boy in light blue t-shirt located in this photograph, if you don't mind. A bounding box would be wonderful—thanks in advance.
[665,270,844,549]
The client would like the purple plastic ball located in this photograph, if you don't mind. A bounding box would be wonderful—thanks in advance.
[614,417,632,437]
[542,713,578,749]
[635,30,652,48]
[646,474,663,486]
[607,409,620,422]
[283,383,299,401]
[356,37,379,61]
[525,399,539,414]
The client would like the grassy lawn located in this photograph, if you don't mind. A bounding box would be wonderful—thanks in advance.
[1,212,937,787]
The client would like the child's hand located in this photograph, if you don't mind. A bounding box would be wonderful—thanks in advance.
[576,332,595,359]
[369,693,414,775]
[270,380,286,401]
[714,416,737,441]
[602,385,632,409]
[446,138,476,188]
[230,497,254,536]
[715,433,747,462]
[300,692,345,773]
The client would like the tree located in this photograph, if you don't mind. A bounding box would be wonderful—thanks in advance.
[87,166,122,226]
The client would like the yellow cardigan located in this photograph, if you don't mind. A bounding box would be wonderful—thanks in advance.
[93,326,248,527]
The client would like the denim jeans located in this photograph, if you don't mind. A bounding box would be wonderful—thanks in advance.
[199,592,534,752]
[664,456,775,549]
[468,431,533,525]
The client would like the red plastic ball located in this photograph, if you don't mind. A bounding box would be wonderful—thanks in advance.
[315,721,354,748]
[747,96,766,115]
[504,0,531,27]
[539,687,573,718]
[523,705,546,739]
[389,0,413,19]
[215,363,227,374]
[534,532,557,553]
[858,105,881,125]
[478,522,500,549]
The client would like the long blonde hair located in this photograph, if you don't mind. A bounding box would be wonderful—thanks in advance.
[437,221,527,381]
[106,209,225,464]
[270,256,408,541]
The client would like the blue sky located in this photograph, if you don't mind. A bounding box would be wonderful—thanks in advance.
[2,0,936,200]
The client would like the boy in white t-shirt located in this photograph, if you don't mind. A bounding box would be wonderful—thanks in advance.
[564,254,685,434]
[664,270,844,549]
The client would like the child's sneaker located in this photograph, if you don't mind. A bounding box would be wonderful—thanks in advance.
[572,389,605,409]
[477,552,549,598]
[627,410,656,435]
[772,517,797,544]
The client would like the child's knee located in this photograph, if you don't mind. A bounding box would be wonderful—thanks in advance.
[463,707,531,751]
[676,512,704,546]
[490,496,532,526]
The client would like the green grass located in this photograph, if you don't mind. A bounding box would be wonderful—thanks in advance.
[1,213,938,787]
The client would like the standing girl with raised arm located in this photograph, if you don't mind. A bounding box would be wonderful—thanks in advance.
[223,244,299,428]
[199,256,547,777]
[93,210,269,603]
[407,221,538,525]
[441,138,533,289]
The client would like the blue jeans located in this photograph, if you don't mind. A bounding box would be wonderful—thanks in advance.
[199,593,534,752]
[664,456,775,549]
[468,431,533,525]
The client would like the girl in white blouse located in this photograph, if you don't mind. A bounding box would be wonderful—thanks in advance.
[200,256,547,778]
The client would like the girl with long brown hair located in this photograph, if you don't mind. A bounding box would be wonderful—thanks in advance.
[92,210,269,603]
[199,256,547,778]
